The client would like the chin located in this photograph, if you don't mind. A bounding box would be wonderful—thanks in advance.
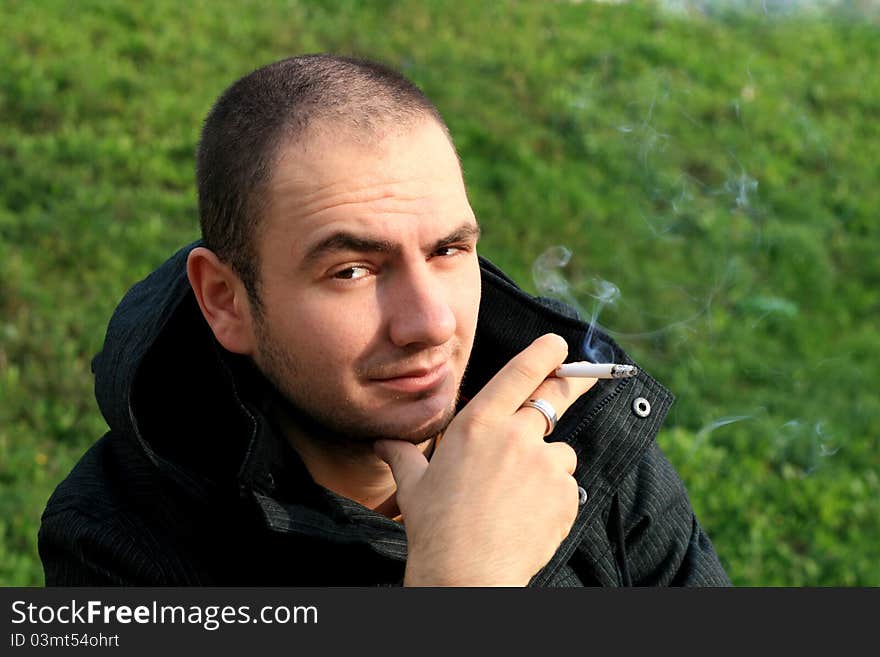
[370,400,457,445]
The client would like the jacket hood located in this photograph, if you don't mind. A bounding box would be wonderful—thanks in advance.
[93,241,194,440]
[92,241,258,499]
[92,241,673,512]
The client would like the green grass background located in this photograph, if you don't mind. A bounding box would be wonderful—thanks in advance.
[2,0,878,586]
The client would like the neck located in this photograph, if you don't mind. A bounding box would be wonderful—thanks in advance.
[271,404,434,517]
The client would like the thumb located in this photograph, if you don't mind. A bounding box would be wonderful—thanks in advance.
[374,439,429,499]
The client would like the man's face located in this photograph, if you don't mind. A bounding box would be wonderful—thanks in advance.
[249,117,481,446]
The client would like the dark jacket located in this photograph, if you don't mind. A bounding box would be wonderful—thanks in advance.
[38,242,731,586]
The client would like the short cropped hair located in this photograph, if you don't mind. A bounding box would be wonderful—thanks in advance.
[195,53,451,309]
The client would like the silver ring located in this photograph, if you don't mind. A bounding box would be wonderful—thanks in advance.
[521,398,558,436]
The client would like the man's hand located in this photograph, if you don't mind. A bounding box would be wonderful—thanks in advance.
[374,333,596,586]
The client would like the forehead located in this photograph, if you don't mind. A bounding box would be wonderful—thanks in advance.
[260,118,474,254]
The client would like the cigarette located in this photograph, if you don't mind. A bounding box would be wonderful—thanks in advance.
[554,362,639,379]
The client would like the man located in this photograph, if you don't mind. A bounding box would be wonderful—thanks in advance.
[39,54,730,586]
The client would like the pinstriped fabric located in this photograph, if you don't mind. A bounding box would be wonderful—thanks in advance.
[600,442,730,587]
[41,509,162,585]
[39,433,216,586]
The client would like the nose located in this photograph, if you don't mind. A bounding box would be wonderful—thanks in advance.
[386,263,457,348]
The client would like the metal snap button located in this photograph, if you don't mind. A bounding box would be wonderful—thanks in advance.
[632,397,651,418]
[578,486,588,505]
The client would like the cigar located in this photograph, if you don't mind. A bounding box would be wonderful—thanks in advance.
[554,362,638,379]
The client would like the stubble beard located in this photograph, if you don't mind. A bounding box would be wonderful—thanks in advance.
[252,313,461,453]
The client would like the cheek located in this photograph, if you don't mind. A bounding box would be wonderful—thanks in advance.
[279,296,382,367]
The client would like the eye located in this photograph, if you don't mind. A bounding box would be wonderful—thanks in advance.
[333,265,371,280]
[433,245,466,258]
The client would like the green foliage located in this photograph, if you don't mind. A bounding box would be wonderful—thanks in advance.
[2,0,877,585]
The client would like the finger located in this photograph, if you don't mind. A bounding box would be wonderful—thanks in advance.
[472,333,569,414]
[516,374,597,439]
[545,441,578,475]
[374,439,429,498]
[533,373,597,417]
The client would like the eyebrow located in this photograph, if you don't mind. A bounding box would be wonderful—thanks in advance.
[301,222,481,266]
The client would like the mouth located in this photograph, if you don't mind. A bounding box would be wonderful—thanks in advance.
[370,362,450,395]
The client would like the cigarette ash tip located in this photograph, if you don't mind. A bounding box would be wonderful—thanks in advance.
[611,364,639,378]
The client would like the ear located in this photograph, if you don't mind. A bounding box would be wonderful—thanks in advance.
[186,246,258,355]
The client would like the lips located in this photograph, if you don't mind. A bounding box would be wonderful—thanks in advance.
[371,362,450,394]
